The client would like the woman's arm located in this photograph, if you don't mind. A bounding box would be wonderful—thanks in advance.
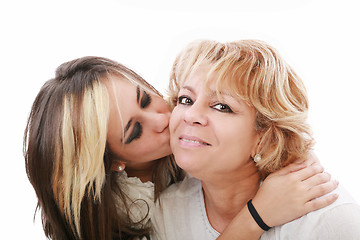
[218,155,339,240]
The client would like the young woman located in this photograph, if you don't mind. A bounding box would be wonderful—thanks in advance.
[24,56,338,240]
[152,39,360,239]
[24,57,182,239]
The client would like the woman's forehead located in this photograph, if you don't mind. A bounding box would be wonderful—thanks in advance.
[103,74,156,95]
[182,65,243,96]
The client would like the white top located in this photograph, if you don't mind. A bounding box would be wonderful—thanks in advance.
[113,172,155,227]
[151,176,360,240]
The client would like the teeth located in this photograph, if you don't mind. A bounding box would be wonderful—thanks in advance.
[182,138,201,144]
[182,138,209,145]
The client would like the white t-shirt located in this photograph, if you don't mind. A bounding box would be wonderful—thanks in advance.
[151,176,360,240]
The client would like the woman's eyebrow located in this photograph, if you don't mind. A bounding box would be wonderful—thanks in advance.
[182,85,235,98]
[123,119,133,142]
[136,85,140,103]
[181,85,195,94]
[124,119,132,135]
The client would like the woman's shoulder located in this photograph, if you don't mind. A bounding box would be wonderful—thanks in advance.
[308,183,359,217]
[309,184,360,238]
[261,184,360,240]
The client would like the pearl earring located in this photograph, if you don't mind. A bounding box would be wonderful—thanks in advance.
[117,162,126,172]
[111,161,126,173]
[254,154,262,163]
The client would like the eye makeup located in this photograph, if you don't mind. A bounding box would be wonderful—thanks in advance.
[136,85,152,108]
[211,103,234,113]
[140,90,152,108]
[178,86,236,114]
[125,121,143,144]
[178,95,193,105]
[123,85,152,144]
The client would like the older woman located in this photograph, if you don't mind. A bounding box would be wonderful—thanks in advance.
[152,40,360,239]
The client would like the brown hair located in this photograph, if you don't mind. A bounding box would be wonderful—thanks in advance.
[24,56,183,239]
[168,40,313,178]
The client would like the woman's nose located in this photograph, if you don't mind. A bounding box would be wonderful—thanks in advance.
[144,111,170,133]
[183,102,208,126]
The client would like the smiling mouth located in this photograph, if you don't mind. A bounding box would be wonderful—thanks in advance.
[180,137,211,146]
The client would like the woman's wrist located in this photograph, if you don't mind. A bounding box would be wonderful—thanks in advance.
[247,199,271,231]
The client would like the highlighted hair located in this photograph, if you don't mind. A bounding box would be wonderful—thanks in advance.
[52,80,109,237]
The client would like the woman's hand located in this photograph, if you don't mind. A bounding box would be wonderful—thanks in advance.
[252,153,339,228]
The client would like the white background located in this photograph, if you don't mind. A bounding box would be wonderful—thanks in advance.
[1,0,359,238]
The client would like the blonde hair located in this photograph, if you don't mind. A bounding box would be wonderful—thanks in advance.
[168,40,313,178]
[52,80,109,236]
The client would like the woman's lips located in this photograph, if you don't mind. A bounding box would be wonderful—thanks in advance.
[179,135,211,146]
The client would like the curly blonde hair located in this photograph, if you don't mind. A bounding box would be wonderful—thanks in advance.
[168,40,313,178]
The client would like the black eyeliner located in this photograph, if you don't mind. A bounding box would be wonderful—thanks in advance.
[212,103,234,113]
[125,122,142,144]
[178,95,192,105]
[140,90,152,108]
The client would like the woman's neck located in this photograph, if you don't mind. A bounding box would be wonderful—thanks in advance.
[202,161,260,233]
[125,160,157,183]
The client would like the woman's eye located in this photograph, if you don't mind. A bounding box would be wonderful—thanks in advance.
[125,122,143,144]
[212,103,233,113]
[140,90,152,108]
[178,96,193,105]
